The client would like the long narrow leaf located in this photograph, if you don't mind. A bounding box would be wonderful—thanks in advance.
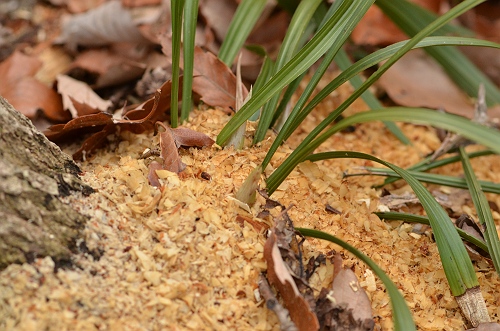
[180,0,198,122]
[275,0,491,170]
[218,0,267,66]
[253,0,323,144]
[287,37,500,136]
[375,212,489,253]
[250,55,274,121]
[377,0,500,106]
[297,227,416,331]
[377,149,494,187]
[303,151,479,296]
[459,147,500,275]
[334,48,410,144]
[260,36,499,170]
[170,0,184,128]
[217,0,375,145]
[354,166,500,194]
[266,108,500,194]
[261,0,354,169]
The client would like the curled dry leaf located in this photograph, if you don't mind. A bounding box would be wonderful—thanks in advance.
[147,122,215,187]
[56,74,112,118]
[0,50,65,121]
[45,80,176,160]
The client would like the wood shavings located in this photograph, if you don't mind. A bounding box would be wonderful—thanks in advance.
[2,71,500,330]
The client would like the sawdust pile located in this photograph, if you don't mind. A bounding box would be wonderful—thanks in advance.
[1,81,500,330]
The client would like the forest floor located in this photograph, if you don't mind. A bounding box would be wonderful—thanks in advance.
[1,74,500,331]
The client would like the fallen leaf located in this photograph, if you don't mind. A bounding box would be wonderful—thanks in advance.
[351,1,442,46]
[377,50,500,119]
[146,122,215,186]
[0,50,65,121]
[264,229,320,331]
[198,0,236,42]
[67,48,146,89]
[156,122,186,174]
[170,127,216,148]
[45,80,176,160]
[460,2,500,43]
[455,214,491,262]
[56,1,150,49]
[56,74,112,118]
[321,254,374,330]
[191,46,247,111]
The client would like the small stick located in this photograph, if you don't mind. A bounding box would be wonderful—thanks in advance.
[258,273,298,331]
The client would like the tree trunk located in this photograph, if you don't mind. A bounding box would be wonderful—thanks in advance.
[0,96,93,271]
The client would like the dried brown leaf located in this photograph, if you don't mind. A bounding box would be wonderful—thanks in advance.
[56,74,112,118]
[191,46,247,112]
[0,50,65,121]
[45,80,175,160]
[147,161,163,188]
[56,1,150,49]
[198,0,236,42]
[455,214,491,262]
[314,255,374,331]
[351,1,442,46]
[378,50,487,118]
[157,125,186,174]
[170,127,215,148]
[146,121,214,183]
[67,48,146,89]
[264,230,320,331]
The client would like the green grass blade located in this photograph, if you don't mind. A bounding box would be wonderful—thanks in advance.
[266,107,500,195]
[260,0,354,169]
[252,0,323,144]
[377,0,500,106]
[180,0,198,122]
[249,55,274,121]
[377,149,494,187]
[375,212,489,253]
[459,147,500,275]
[334,48,410,145]
[216,0,375,145]
[218,0,267,66]
[261,36,499,170]
[279,0,492,159]
[297,227,416,331]
[270,73,305,131]
[287,37,500,135]
[356,167,500,194]
[170,0,185,128]
[303,151,479,295]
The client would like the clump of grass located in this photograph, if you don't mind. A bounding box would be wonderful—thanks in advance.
[170,0,500,328]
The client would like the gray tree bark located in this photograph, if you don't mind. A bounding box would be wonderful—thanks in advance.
[0,96,93,271]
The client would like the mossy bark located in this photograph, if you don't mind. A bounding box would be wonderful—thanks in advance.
[0,96,93,271]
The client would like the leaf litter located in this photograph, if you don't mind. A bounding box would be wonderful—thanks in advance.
[261,191,374,331]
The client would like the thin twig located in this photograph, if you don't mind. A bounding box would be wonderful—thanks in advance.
[258,274,298,331]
